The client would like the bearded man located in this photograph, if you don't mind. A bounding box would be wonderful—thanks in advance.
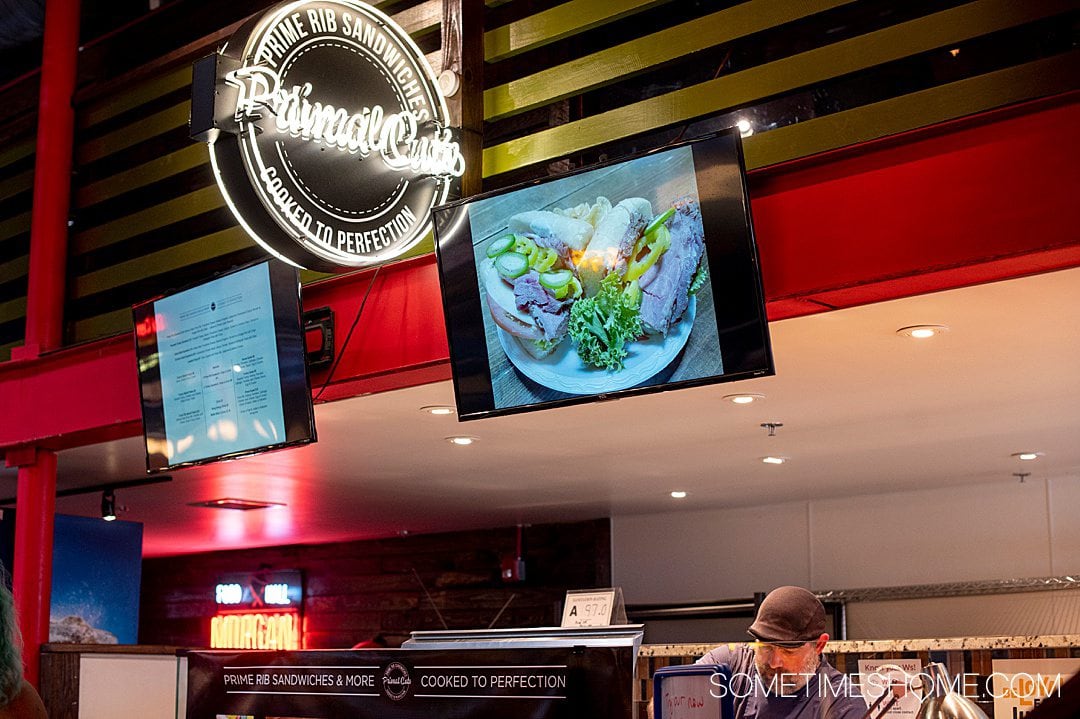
[695,586,867,719]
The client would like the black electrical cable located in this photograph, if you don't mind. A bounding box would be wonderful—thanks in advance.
[313,265,382,403]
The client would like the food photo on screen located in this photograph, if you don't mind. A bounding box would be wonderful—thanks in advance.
[467,145,722,408]
[433,128,773,420]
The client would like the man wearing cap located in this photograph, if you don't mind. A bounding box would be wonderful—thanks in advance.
[695,586,867,719]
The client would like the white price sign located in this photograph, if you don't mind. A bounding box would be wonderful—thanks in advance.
[561,590,616,627]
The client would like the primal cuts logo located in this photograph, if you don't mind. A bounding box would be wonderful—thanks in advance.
[195,0,464,271]
[381,661,413,701]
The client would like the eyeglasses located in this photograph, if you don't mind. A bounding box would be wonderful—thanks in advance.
[752,641,811,658]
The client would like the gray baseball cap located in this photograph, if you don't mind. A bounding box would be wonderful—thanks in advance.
[747,586,826,645]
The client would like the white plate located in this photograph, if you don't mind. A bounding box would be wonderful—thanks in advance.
[498,297,696,395]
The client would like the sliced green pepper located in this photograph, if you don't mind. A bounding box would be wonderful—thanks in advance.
[533,247,558,272]
[625,225,671,282]
[539,269,573,299]
[486,234,518,258]
[495,251,530,280]
[644,207,676,237]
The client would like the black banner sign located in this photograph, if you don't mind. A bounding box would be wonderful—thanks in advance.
[185,647,635,718]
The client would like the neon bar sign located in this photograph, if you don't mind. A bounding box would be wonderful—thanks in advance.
[214,570,302,609]
[211,611,300,650]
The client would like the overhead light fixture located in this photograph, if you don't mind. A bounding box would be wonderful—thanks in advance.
[189,498,286,511]
[101,490,117,521]
[896,324,949,339]
[723,393,765,405]
[421,405,455,416]
[1011,452,1042,461]
[446,436,478,446]
[735,118,754,137]
[761,456,787,465]
[670,491,687,499]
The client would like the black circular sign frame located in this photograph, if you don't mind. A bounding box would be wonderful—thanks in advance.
[209,0,461,271]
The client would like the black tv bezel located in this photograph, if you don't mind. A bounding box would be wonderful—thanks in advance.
[432,127,775,422]
[132,258,317,473]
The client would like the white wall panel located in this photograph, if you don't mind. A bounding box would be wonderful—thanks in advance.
[612,502,809,603]
[845,589,1080,638]
[809,479,1051,589]
[1048,474,1080,574]
[78,654,179,719]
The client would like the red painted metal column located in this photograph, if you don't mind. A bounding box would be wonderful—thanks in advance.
[12,0,82,690]
[22,0,80,355]
[7,449,57,688]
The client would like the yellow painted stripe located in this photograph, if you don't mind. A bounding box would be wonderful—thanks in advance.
[0,212,31,243]
[72,226,253,299]
[0,138,34,170]
[483,0,1072,176]
[0,169,33,203]
[0,296,26,325]
[77,101,190,165]
[70,306,132,343]
[79,65,192,130]
[0,255,28,286]
[75,143,209,208]
[0,341,17,362]
[485,0,856,121]
[743,51,1080,171]
[485,0,672,62]
[72,184,224,255]
[391,0,442,37]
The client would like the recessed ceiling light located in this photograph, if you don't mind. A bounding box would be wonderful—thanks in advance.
[723,393,765,405]
[735,119,753,138]
[1011,452,1042,461]
[446,436,478,446]
[896,324,949,339]
[421,405,455,416]
[670,491,687,499]
[189,498,286,511]
[761,456,787,465]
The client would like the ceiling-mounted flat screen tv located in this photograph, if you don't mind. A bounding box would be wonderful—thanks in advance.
[433,128,774,421]
[133,259,316,472]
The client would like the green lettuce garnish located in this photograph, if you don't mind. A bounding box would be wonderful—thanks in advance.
[568,273,643,371]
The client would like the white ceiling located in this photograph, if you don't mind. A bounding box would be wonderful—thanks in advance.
[4,267,1079,557]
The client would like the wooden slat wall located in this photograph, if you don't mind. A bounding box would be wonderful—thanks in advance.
[481,0,1079,180]
[139,519,611,649]
[0,0,1076,354]
[63,0,448,345]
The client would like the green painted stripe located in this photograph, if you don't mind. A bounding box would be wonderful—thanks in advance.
[485,0,673,62]
[0,296,26,325]
[0,169,33,203]
[77,102,191,165]
[75,144,209,208]
[483,0,1073,176]
[72,226,253,299]
[79,65,192,130]
[743,51,1080,171]
[485,0,856,121]
[70,306,132,344]
[72,184,225,255]
[0,138,34,170]
[0,212,31,243]
[0,255,28,286]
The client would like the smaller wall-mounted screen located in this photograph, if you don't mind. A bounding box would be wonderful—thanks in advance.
[433,129,773,420]
[133,259,316,472]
